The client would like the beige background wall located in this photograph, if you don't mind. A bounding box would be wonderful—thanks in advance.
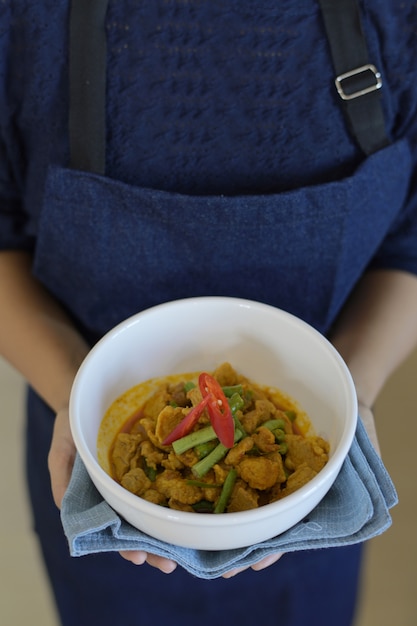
[355,347,417,626]
[1,350,416,625]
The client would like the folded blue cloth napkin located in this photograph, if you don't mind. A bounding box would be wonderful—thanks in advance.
[61,418,397,579]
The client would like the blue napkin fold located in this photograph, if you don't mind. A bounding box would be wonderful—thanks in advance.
[61,418,397,579]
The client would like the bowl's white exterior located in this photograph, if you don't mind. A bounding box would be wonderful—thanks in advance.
[69,297,357,550]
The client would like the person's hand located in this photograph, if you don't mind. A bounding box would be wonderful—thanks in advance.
[119,550,178,573]
[48,406,76,508]
[221,552,284,578]
[119,549,284,576]
[48,408,181,574]
[358,401,380,456]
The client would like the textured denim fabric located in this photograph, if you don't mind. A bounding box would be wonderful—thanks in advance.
[33,139,411,340]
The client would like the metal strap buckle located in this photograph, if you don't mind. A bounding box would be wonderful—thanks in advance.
[335,63,382,101]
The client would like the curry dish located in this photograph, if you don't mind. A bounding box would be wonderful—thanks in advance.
[106,363,330,514]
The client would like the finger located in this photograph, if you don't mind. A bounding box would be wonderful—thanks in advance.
[358,403,381,456]
[119,550,147,565]
[145,554,177,573]
[222,552,284,578]
[250,553,284,571]
[119,551,177,573]
[222,566,249,578]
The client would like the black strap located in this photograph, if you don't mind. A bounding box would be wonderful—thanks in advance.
[68,0,389,172]
[69,0,109,174]
[318,0,390,155]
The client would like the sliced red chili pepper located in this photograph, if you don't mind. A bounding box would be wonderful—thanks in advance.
[198,372,235,448]
[162,394,210,446]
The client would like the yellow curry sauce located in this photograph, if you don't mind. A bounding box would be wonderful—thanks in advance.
[99,363,330,514]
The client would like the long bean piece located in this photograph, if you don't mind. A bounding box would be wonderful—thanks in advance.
[214,469,238,514]
[191,430,243,478]
[172,425,217,456]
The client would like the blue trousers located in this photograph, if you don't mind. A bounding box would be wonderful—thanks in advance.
[25,388,363,626]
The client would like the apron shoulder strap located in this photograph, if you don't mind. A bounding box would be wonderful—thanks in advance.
[69,0,109,174]
[318,0,390,155]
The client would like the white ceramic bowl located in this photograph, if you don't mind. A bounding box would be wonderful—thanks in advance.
[69,297,357,550]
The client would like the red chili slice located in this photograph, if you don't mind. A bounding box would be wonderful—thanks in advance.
[198,372,235,448]
[162,394,210,446]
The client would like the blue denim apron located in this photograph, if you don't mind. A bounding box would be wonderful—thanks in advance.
[33,139,410,340]
[26,3,412,626]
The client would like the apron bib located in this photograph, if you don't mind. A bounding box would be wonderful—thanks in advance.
[32,0,412,340]
[33,140,411,339]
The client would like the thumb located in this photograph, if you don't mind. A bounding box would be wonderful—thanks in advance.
[47,407,76,508]
[358,402,381,457]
